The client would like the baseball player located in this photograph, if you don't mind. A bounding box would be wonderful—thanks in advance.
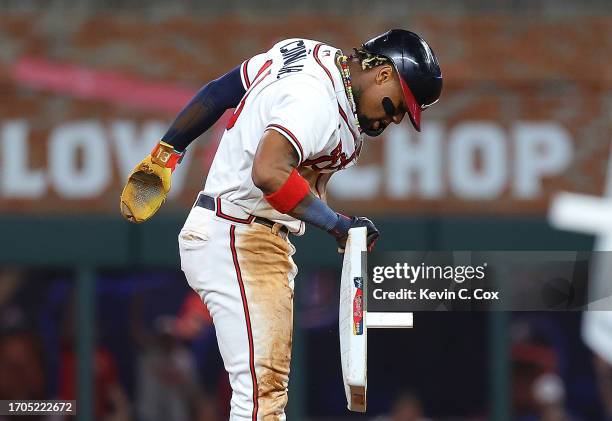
[120,29,442,420]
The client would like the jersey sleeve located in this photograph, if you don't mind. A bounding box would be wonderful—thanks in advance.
[240,53,269,90]
[265,77,337,164]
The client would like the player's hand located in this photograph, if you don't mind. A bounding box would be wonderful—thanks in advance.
[329,214,380,253]
[120,141,183,223]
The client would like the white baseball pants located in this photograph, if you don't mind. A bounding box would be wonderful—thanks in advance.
[179,201,298,420]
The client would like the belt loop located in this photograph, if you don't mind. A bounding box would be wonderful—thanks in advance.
[271,223,282,235]
[192,193,201,209]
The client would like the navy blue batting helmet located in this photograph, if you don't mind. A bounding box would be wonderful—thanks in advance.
[362,29,442,131]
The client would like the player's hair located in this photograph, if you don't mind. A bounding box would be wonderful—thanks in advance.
[351,48,392,70]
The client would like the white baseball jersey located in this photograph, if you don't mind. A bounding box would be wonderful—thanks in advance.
[203,38,363,234]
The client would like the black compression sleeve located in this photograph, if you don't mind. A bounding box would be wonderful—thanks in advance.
[161,64,246,151]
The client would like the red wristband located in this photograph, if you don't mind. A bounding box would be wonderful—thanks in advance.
[264,169,310,214]
[151,141,184,171]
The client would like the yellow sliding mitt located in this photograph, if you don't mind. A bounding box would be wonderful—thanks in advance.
[120,141,184,223]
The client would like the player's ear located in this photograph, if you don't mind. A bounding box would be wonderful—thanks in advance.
[375,65,394,85]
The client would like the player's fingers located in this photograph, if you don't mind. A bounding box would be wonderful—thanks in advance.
[367,235,379,252]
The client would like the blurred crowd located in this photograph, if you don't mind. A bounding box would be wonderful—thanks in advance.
[0,269,224,421]
[1,269,611,420]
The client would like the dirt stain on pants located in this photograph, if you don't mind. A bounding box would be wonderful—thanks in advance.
[236,223,297,420]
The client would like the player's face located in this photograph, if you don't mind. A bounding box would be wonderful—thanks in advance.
[356,65,406,137]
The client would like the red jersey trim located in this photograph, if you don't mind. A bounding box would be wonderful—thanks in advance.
[266,123,305,164]
[313,43,360,143]
[313,43,335,88]
[227,60,273,130]
[254,59,273,80]
[338,103,359,143]
[241,58,252,89]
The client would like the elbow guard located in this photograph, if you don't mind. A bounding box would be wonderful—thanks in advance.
[264,169,310,214]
